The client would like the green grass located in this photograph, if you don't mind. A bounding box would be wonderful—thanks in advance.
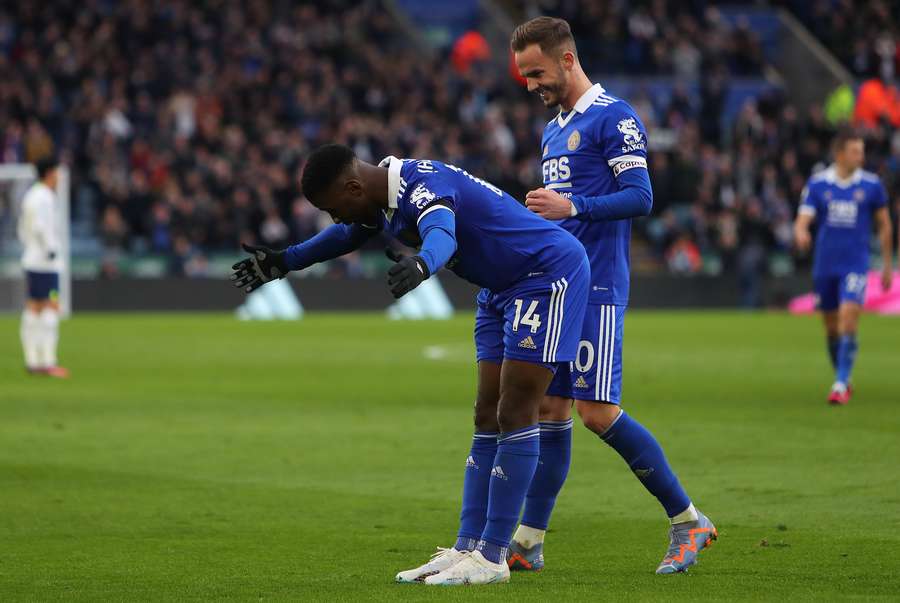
[1,311,899,601]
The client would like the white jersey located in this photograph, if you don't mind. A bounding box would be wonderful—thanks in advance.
[17,182,63,273]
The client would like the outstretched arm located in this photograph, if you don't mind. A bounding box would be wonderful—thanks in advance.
[284,223,379,270]
[232,223,379,292]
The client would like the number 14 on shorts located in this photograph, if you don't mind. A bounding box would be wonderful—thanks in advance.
[512,299,542,333]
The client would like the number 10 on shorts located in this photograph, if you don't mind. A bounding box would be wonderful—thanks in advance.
[512,299,542,333]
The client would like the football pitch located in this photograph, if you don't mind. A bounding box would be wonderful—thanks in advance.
[1,311,898,601]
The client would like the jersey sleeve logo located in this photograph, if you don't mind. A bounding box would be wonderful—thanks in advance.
[616,117,645,153]
[410,183,437,209]
[567,130,581,151]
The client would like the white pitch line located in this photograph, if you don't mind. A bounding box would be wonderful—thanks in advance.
[423,345,449,360]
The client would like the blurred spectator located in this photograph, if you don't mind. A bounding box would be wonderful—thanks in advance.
[169,235,208,278]
[452,31,491,74]
[854,77,900,128]
[666,232,702,274]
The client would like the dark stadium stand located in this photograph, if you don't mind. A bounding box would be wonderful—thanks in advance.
[1,1,897,296]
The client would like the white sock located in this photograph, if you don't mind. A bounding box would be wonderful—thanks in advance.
[38,308,60,367]
[670,502,699,525]
[512,524,545,548]
[20,309,41,368]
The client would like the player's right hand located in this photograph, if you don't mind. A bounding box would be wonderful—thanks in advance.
[794,229,811,253]
[231,243,288,293]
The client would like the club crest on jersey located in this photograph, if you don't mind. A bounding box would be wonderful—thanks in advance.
[409,183,436,209]
[567,130,580,151]
[854,188,865,201]
[617,117,645,153]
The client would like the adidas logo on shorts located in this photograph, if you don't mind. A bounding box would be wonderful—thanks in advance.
[574,375,589,389]
[518,336,537,350]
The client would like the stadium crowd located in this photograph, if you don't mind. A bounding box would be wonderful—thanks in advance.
[799,0,899,80]
[1,0,897,282]
[535,0,769,78]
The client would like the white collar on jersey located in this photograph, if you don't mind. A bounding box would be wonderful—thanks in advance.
[378,155,403,208]
[823,164,862,187]
[556,83,605,129]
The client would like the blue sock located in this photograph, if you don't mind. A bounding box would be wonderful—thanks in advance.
[455,431,497,550]
[601,411,691,518]
[827,336,840,371]
[520,419,573,531]
[478,425,540,563]
[836,334,858,385]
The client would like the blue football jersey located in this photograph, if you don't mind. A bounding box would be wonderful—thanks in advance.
[378,156,584,292]
[799,166,887,277]
[540,84,649,305]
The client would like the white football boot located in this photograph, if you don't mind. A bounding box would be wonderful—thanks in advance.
[395,547,469,583]
[424,550,510,585]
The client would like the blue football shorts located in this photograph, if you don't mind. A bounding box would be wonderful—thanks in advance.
[474,255,589,370]
[25,271,60,301]
[814,272,867,311]
[546,303,626,404]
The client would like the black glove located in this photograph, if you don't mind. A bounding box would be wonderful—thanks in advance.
[231,243,289,293]
[386,248,430,298]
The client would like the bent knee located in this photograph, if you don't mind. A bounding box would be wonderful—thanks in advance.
[576,401,621,435]
[496,404,535,432]
[473,396,499,432]
[539,395,572,422]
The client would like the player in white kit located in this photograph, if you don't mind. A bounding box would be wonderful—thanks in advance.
[18,157,69,378]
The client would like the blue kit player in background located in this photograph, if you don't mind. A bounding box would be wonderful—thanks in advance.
[508,17,716,574]
[793,129,894,405]
[231,144,589,586]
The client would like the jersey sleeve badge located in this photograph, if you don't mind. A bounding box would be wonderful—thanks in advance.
[616,117,645,153]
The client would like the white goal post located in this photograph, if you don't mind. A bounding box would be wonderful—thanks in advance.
[0,164,71,317]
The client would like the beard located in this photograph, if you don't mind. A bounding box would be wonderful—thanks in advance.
[537,79,566,108]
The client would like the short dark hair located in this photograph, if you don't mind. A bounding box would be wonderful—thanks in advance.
[510,16,576,56]
[36,156,59,180]
[300,144,356,203]
[832,126,863,153]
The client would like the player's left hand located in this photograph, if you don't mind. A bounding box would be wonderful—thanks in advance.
[231,243,288,293]
[882,267,893,292]
[525,188,573,220]
[386,248,430,298]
